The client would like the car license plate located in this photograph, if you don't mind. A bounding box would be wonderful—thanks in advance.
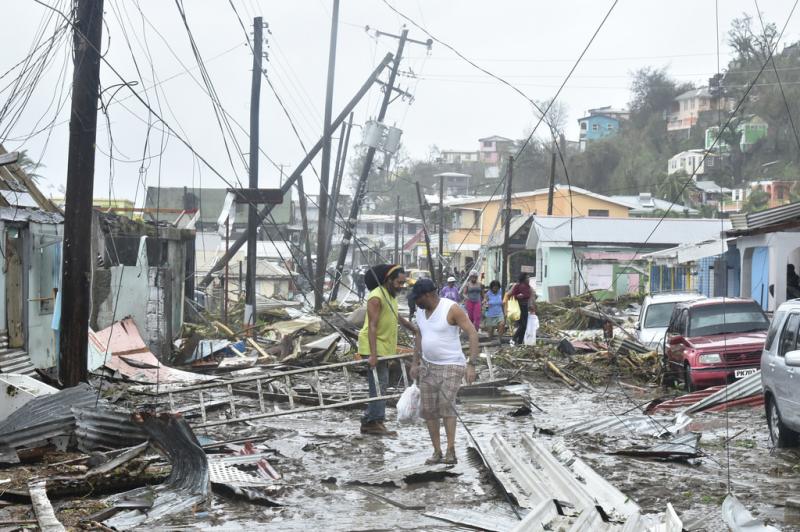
[734,368,758,379]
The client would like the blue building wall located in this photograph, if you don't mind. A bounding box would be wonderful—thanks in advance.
[649,265,689,293]
[752,246,770,310]
[579,115,621,142]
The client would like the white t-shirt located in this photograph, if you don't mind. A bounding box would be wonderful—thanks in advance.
[417,298,466,366]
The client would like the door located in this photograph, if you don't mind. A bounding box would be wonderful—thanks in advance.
[751,247,769,310]
[776,313,800,425]
[5,229,24,348]
[666,309,688,372]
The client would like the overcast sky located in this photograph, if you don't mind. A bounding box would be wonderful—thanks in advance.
[3,0,798,205]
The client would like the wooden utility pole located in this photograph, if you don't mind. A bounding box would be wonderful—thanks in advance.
[501,156,513,291]
[438,174,445,284]
[325,112,353,264]
[547,144,557,216]
[315,0,340,311]
[296,176,315,286]
[245,17,263,331]
[394,195,400,264]
[198,54,394,289]
[59,0,104,386]
[329,30,409,300]
[415,181,436,279]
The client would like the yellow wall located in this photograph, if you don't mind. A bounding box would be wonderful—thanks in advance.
[447,189,629,250]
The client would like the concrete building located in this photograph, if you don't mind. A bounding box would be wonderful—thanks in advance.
[577,106,628,151]
[667,87,733,134]
[525,216,730,302]
[667,149,720,176]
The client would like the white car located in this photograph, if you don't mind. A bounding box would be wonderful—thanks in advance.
[635,292,705,352]
[762,299,800,447]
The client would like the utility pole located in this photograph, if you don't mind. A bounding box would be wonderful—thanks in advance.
[245,17,264,331]
[330,29,409,300]
[394,195,400,264]
[223,218,230,325]
[59,0,104,386]
[325,112,353,264]
[199,54,394,289]
[315,0,339,311]
[415,181,436,280]
[502,156,513,291]
[547,143,556,216]
[296,176,315,287]
[438,174,445,284]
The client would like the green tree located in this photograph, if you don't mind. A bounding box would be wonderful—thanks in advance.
[743,187,769,212]
[15,149,44,182]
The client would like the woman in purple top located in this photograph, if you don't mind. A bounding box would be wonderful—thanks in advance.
[440,276,460,302]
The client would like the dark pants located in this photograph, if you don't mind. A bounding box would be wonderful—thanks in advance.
[357,285,366,301]
[362,360,389,425]
[514,302,529,345]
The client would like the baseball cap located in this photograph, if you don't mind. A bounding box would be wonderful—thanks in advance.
[411,278,437,299]
[447,276,456,282]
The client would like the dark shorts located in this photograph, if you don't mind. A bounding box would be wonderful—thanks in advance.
[419,362,465,420]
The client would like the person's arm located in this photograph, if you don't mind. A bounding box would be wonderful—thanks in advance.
[410,326,422,380]
[448,305,479,384]
[399,316,417,333]
[366,297,382,367]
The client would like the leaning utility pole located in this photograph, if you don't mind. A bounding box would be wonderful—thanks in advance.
[393,195,400,264]
[315,0,340,311]
[438,174,445,284]
[325,112,354,266]
[245,17,264,330]
[198,54,394,289]
[501,156,513,291]
[59,0,104,386]
[415,181,436,280]
[329,29,409,300]
[547,143,556,216]
[296,176,315,286]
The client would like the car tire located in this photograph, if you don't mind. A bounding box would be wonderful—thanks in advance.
[767,396,799,448]
[683,364,696,392]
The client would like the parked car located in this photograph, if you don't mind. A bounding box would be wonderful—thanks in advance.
[404,268,431,287]
[636,292,704,352]
[664,297,769,391]
[761,299,800,447]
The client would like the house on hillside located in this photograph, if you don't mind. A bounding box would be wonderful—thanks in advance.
[667,149,720,176]
[667,87,734,134]
[577,106,628,151]
[479,135,516,178]
[611,192,698,217]
[727,202,800,311]
[692,180,732,209]
[705,116,768,152]
[525,216,730,302]
[444,185,632,274]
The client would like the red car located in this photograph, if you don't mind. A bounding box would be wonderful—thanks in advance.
[664,298,769,391]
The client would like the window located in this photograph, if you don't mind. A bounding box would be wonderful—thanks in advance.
[591,123,599,132]
[588,209,609,217]
[644,303,680,328]
[607,123,614,131]
[511,208,522,217]
[384,223,393,235]
[580,122,587,130]
[482,141,493,148]
[366,223,374,234]
[765,311,787,351]
[779,314,800,357]
[36,240,60,314]
[688,302,769,337]
[707,157,715,167]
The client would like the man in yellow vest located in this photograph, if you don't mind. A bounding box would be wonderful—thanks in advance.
[357,264,417,436]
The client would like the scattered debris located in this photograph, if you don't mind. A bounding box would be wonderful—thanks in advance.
[648,370,764,415]
[0,373,57,421]
[347,463,459,487]
[28,479,66,532]
[722,493,780,532]
[612,432,702,461]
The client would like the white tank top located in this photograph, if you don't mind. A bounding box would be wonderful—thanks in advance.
[417,298,466,366]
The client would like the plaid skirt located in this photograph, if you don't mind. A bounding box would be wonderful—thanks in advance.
[419,361,465,420]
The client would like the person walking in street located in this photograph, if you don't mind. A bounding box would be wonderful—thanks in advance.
[410,279,479,465]
[440,276,460,302]
[355,269,367,302]
[508,272,534,345]
[483,280,505,341]
[357,264,417,436]
[461,271,484,329]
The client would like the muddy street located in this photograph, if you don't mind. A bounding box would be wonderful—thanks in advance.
[148,373,799,531]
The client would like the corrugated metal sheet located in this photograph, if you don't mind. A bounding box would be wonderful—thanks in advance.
[0,349,36,376]
[424,507,520,531]
[649,371,764,414]
[613,433,701,459]
[560,414,689,438]
[510,499,562,532]
[73,407,147,452]
[0,383,96,455]
[732,201,800,232]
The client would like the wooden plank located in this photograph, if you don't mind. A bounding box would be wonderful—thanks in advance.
[0,152,19,166]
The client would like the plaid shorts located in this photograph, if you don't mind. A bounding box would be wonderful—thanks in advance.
[419,361,465,420]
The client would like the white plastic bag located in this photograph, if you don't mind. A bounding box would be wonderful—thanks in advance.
[396,383,421,423]
[524,314,539,346]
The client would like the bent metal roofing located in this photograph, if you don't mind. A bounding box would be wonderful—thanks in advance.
[526,216,731,248]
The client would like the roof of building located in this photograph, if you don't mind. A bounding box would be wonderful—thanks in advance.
[611,194,699,215]
[478,135,514,142]
[695,180,731,193]
[675,87,711,100]
[433,172,472,178]
[358,213,422,224]
[577,113,622,123]
[444,184,634,209]
[526,216,731,249]
[0,146,60,213]
[728,200,800,235]
[145,187,292,226]
[588,106,628,115]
